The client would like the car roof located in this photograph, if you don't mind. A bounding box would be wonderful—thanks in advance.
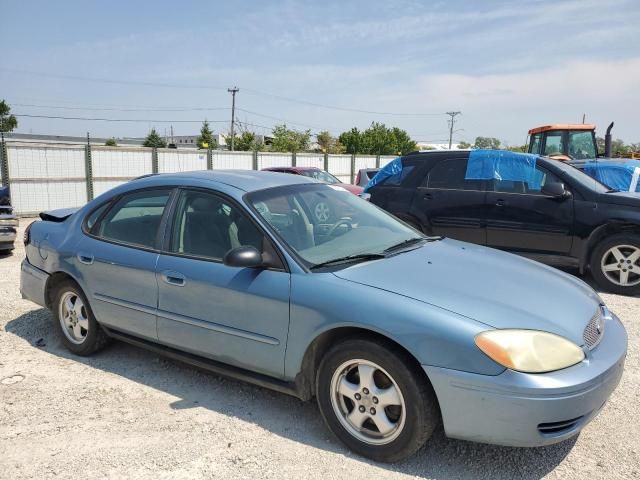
[130,169,317,193]
[528,124,595,135]
[262,166,319,172]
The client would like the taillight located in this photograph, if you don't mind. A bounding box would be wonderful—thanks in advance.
[24,222,34,245]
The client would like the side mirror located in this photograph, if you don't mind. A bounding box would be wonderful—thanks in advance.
[223,246,263,268]
[541,182,568,198]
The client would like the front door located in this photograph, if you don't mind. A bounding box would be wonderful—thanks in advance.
[412,156,487,244]
[155,189,290,378]
[76,188,173,340]
[485,166,574,254]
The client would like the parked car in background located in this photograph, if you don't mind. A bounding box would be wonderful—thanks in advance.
[366,150,640,295]
[20,170,627,462]
[0,185,18,253]
[262,166,363,222]
[355,168,380,188]
[568,159,640,193]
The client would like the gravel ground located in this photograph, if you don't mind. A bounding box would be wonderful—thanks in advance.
[1,220,638,480]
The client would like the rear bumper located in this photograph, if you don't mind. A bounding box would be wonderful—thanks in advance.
[20,260,49,307]
[0,227,17,249]
[424,314,627,447]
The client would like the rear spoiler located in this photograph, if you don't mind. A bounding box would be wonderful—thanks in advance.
[39,207,80,222]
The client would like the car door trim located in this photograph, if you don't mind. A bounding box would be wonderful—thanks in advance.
[156,309,280,345]
[93,292,157,316]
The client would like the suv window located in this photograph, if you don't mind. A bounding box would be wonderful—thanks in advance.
[96,189,171,248]
[170,190,263,260]
[492,165,562,195]
[426,159,484,190]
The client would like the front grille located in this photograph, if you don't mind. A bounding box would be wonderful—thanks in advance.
[538,416,584,435]
[583,309,605,350]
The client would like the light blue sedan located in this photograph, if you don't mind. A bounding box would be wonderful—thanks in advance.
[20,170,627,462]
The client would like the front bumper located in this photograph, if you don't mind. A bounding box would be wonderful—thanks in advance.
[424,313,627,447]
[20,260,49,307]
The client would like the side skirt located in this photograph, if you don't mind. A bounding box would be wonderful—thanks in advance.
[102,327,304,400]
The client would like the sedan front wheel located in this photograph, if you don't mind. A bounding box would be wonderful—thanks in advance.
[316,338,439,462]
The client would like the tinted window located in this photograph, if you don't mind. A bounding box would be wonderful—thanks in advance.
[492,166,562,195]
[170,190,263,260]
[97,190,171,248]
[427,159,483,190]
[85,202,110,231]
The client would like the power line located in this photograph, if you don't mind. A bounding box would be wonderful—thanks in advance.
[15,114,230,124]
[11,102,231,113]
[2,68,448,117]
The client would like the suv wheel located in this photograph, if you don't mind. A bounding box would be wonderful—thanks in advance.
[316,338,439,463]
[590,233,640,295]
[53,280,110,355]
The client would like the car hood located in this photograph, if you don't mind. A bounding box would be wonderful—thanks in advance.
[332,238,601,345]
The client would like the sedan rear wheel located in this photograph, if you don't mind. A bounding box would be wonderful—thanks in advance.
[591,233,640,295]
[317,338,439,463]
[53,280,110,355]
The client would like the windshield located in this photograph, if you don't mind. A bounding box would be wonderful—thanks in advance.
[247,184,422,268]
[552,160,611,193]
[300,169,341,184]
[568,131,597,159]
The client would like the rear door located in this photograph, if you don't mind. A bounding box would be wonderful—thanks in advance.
[411,156,488,244]
[485,165,574,254]
[76,188,173,340]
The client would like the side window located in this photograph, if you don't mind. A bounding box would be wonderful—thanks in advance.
[170,191,263,260]
[529,133,542,154]
[426,159,483,190]
[493,166,562,195]
[97,190,171,248]
[85,202,110,231]
[543,132,565,156]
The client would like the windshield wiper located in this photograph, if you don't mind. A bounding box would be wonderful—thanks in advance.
[383,237,427,253]
[310,253,386,270]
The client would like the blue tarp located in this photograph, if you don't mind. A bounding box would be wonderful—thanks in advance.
[582,160,640,192]
[364,157,402,192]
[465,149,543,190]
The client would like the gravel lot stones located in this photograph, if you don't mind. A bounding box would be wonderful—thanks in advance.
[1,220,638,479]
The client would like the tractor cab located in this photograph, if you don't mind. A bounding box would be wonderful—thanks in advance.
[527,124,599,161]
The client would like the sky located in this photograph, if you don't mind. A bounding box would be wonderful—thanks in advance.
[2,0,639,146]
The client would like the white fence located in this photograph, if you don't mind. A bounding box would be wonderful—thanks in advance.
[0,143,397,214]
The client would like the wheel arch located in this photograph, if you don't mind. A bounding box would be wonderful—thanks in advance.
[44,270,82,309]
[583,222,640,272]
[294,326,432,401]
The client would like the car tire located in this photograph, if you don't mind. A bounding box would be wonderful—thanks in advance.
[316,337,439,463]
[52,280,111,356]
[590,233,640,295]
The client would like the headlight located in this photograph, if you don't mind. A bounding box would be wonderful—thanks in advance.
[475,329,584,373]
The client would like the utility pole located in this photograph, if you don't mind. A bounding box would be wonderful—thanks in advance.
[228,87,239,151]
[446,111,461,149]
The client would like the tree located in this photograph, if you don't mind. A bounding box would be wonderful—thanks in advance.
[270,124,311,153]
[457,141,472,149]
[596,137,633,157]
[143,128,166,148]
[473,136,501,149]
[506,145,527,153]
[0,100,18,134]
[338,123,416,155]
[197,120,216,149]
[229,131,261,151]
[105,137,117,146]
[316,130,344,154]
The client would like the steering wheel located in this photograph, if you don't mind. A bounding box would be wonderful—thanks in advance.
[326,217,353,237]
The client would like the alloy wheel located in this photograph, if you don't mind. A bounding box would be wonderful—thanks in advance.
[330,359,406,445]
[58,291,89,344]
[600,244,640,287]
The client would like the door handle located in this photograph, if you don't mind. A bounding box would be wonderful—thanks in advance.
[77,253,94,265]
[495,199,506,207]
[161,270,186,287]
[423,193,433,200]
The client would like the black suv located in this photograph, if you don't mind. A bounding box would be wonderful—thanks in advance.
[368,150,640,295]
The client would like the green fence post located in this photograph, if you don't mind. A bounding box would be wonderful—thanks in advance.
[252,151,258,170]
[324,152,329,172]
[152,148,159,174]
[85,141,94,201]
[207,148,213,170]
[350,154,356,184]
[292,152,297,167]
[0,133,9,187]
[376,154,381,168]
